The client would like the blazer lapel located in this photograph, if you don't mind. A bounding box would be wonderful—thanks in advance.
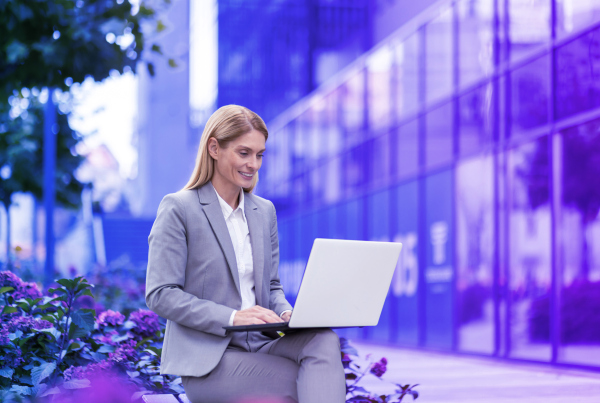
[244,194,265,307]
[196,183,240,294]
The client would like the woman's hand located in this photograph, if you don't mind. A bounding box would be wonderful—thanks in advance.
[233,305,284,326]
[281,311,292,322]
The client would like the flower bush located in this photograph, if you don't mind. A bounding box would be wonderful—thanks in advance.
[0,270,418,403]
[0,271,181,402]
[341,338,419,403]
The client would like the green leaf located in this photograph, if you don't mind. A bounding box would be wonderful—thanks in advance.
[68,323,89,340]
[0,286,14,294]
[56,279,74,289]
[156,20,166,32]
[10,385,33,396]
[71,310,95,331]
[67,342,81,352]
[147,62,155,76]
[80,288,94,298]
[31,362,56,385]
[38,386,60,397]
[2,306,18,315]
[0,367,14,378]
[63,379,91,389]
[144,346,162,356]
[168,58,178,68]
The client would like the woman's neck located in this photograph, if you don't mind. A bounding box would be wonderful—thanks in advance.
[211,177,241,210]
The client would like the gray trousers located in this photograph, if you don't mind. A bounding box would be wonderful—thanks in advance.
[181,329,346,403]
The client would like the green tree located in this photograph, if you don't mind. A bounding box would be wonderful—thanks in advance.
[0,0,171,264]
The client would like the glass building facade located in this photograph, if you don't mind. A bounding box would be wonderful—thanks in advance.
[256,0,600,368]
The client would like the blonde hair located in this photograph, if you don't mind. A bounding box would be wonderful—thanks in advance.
[183,105,268,192]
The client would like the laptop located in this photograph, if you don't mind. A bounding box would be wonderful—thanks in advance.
[223,238,403,333]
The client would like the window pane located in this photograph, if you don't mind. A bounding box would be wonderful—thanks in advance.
[323,156,343,205]
[367,45,393,131]
[458,0,494,88]
[511,55,550,136]
[396,118,419,177]
[556,0,600,38]
[508,0,551,61]
[456,154,495,354]
[508,136,552,361]
[368,132,391,189]
[393,33,420,119]
[391,180,420,345]
[555,26,600,120]
[340,69,365,143]
[426,7,454,104]
[558,118,600,366]
[459,83,493,156]
[323,90,343,157]
[343,146,367,198]
[426,102,454,168]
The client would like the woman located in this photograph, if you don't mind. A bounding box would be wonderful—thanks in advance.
[145,105,345,403]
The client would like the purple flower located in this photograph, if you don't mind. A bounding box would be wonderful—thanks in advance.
[129,309,160,338]
[0,327,10,345]
[64,360,114,381]
[109,340,138,363]
[2,347,24,367]
[96,330,119,346]
[370,357,387,378]
[97,310,125,327]
[5,316,52,333]
[0,271,42,300]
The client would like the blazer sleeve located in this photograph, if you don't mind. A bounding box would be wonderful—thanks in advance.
[145,193,234,337]
[267,201,293,315]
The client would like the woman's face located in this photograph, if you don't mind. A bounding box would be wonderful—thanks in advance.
[209,129,266,191]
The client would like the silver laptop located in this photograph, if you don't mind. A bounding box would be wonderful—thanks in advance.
[224,238,403,333]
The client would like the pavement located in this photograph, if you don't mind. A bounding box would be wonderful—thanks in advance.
[351,341,600,403]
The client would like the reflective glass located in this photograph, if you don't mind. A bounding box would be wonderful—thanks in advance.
[458,0,494,88]
[508,136,551,360]
[366,189,393,342]
[340,69,365,143]
[556,0,600,38]
[367,45,393,131]
[555,26,600,120]
[426,102,454,168]
[510,55,550,136]
[459,83,493,156]
[395,118,419,178]
[391,180,420,345]
[425,169,455,349]
[393,33,420,119]
[368,132,392,189]
[558,118,600,366]
[323,91,343,157]
[323,156,343,205]
[343,146,367,198]
[508,0,551,61]
[456,154,495,354]
[425,6,454,104]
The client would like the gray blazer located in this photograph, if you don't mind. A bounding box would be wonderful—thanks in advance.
[145,182,293,377]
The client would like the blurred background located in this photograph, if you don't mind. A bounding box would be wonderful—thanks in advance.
[2,0,600,372]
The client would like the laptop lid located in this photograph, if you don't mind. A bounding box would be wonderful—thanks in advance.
[288,238,402,328]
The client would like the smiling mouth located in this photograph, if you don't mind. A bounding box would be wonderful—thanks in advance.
[239,171,253,179]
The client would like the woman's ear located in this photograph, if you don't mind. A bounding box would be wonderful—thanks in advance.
[207,137,219,160]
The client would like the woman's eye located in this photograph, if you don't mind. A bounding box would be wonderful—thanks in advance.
[258,154,264,158]
[240,152,248,156]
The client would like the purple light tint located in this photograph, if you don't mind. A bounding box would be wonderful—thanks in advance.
[510,55,550,136]
[458,0,494,88]
[456,154,495,354]
[393,32,419,119]
[555,25,600,121]
[508,136,552,361]
[458,83,493,156]
[425,6,453,104]
[425,102,453,168]
[558,117,600,366]
[508,0,551,61]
